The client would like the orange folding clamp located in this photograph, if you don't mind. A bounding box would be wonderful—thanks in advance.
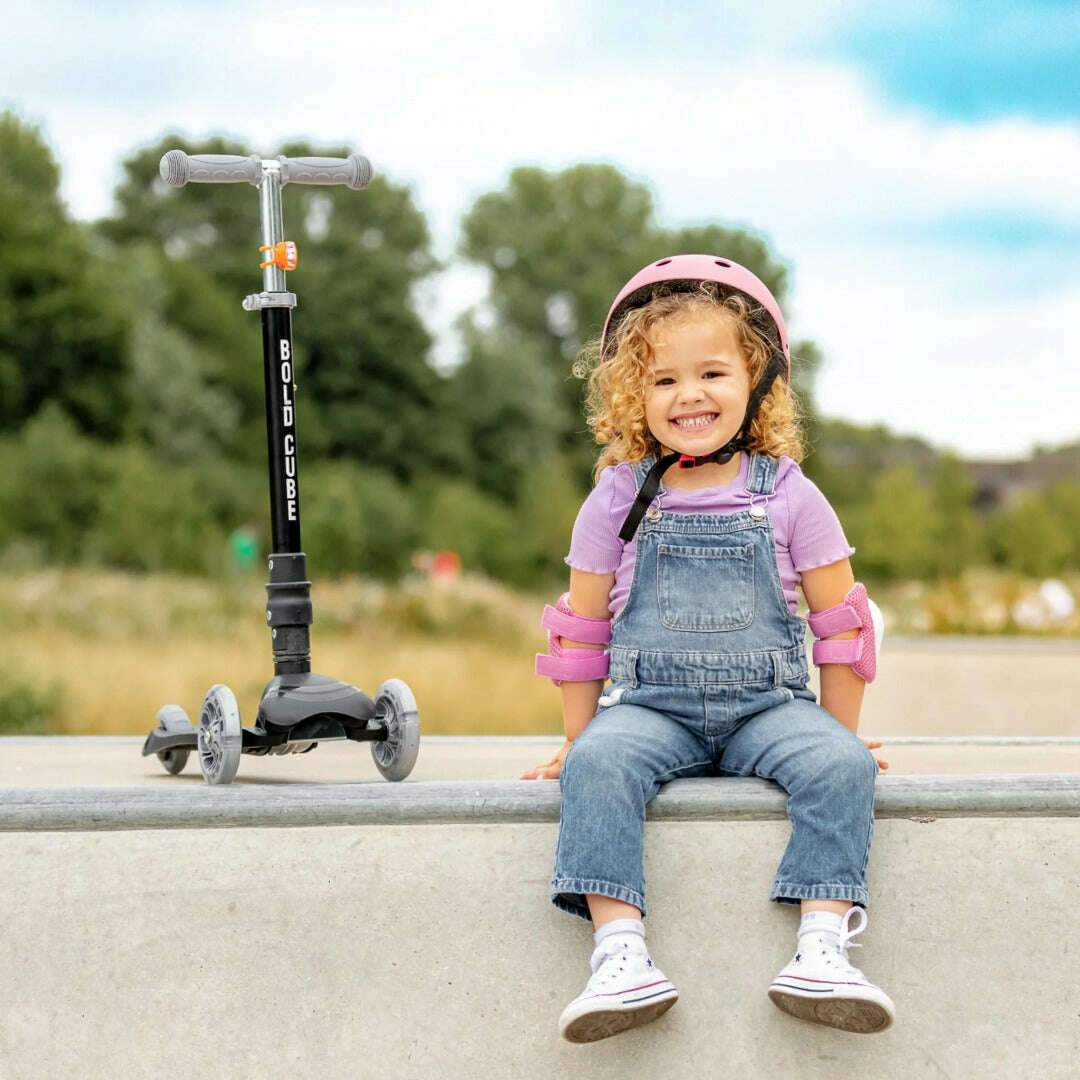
[259,241,299,270]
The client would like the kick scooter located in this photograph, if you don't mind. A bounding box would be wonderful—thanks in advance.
[141,149,419,784]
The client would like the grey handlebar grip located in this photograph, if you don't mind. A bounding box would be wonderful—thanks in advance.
[159,151,262,187]
[278,155,373,190]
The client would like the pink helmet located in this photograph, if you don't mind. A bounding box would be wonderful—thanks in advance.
[600,254,790,379]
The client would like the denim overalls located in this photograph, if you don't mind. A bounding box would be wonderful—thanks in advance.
[551,452,877,921]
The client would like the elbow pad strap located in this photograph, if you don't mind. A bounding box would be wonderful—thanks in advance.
[535,647,611,684]
[540,594,612,645]
[535,593,611,686]
[808,583,884,684]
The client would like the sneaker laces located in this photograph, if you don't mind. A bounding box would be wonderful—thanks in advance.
[799,907,868,974]
[588,935,648,980]
[837,905,867,957]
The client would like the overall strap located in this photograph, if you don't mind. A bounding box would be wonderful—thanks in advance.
[632,455,658,485]
[745,452,778,497]
[619,454,669,542]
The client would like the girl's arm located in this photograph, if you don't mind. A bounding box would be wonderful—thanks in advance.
[521,567,616,780]
[560,567,617,741]
[800,558,865,734]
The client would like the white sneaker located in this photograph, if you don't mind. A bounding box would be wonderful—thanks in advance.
[559,935,678,1043]
[768,907,895,1034]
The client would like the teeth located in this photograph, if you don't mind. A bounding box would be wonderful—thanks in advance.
[673,414,717,430]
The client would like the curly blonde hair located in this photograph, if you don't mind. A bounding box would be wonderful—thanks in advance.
[574,281,806,482]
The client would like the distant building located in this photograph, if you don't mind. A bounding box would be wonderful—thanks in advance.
[967,445,1080,513]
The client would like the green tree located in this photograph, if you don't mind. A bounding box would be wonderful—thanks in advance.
[103,134,455,479]
[806,419,941,514]
[987,490,1072,578]
[512,453,588,586]
[443,314,563,503]
[0,406,111,561]
[459,165,802,486]
[790,338,825,476]
[415,479,519,580]
[0,111,129,438]
[90,445,228,574]
[301,462,421,579]
[846,466,939,581]
[928,454,983,577]
[1043,480,1080,566]
[114,244,246,461]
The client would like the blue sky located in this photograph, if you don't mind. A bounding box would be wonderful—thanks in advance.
[3,1,1078,459]
[824,1,1080,121]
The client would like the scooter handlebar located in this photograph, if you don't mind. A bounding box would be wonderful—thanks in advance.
[158,150,374,190]
[278,155,373,190]
[159,151,262,187]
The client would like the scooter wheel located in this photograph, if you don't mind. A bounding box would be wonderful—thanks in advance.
[155,705,193,775]
[198,685,243,785]
[371,678,420,782]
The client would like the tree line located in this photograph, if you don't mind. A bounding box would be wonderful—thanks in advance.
[1,109,1077,587]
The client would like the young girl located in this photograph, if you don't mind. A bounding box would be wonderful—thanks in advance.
[523,255,894,1043]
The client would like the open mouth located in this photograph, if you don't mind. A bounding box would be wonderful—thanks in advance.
[671,413,718,431]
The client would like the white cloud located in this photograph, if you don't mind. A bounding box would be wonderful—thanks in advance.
[4,0,1077,457]
[796,242,1080,457]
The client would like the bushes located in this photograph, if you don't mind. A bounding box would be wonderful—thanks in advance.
[0,419,568,584]
[0,411,257,573]
[301,462,420,580]
[4,404,1079,590]
[0,406,110,561]
[91,446,230,573]
[0,668,61,734]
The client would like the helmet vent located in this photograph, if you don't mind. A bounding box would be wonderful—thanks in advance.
[655,258,672,266]
[714,259,731,267]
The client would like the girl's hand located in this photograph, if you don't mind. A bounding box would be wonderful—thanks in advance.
[521,739,573,780]
[859,735,889,772]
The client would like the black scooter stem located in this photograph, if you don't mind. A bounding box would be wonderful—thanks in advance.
[261,305,302,555]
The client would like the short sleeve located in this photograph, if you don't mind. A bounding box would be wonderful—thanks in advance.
[784,463,856,573]
[564,466,629,574]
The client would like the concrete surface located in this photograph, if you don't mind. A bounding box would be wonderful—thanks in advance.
[2,774,1078,832]
[3,734,1080,786]
[2,818,1078,1079]
[1,737,1077,1079]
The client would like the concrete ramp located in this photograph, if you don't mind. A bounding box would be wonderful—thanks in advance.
[0,741,1077,1079]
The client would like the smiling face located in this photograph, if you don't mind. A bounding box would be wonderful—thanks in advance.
[643,313,752,459]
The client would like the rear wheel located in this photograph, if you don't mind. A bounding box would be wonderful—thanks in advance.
[155,705,193,775]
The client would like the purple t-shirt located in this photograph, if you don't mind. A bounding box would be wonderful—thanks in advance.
[565,453,855,617]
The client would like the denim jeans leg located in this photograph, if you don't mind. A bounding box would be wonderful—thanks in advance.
[551,701,712,921]
[716,696,878,908]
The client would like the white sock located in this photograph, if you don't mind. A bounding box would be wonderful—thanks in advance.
[798,910,843,945]
[594,918,646,950]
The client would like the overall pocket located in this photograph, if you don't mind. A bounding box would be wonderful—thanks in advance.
[656,542,755,632]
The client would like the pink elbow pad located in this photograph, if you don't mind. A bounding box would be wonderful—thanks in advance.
[808,583,884,683]
[535,593,611,686]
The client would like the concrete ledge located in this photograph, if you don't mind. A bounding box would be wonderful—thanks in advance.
[2,773,1078,831]
[2,817,1077,1078]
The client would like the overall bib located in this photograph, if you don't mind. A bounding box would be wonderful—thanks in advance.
[551,453,877,921]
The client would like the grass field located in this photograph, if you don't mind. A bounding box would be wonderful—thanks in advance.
[4,570,560,736]
[4,568,1078,736]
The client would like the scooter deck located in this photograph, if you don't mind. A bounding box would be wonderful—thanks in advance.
[141,674,386,758]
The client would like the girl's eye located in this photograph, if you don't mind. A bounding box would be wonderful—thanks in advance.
[653,372,726,386]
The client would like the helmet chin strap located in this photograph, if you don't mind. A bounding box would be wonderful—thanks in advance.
[617,355,784,543]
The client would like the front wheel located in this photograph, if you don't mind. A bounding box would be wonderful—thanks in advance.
[370,678,420,782]
[198,684,242,785]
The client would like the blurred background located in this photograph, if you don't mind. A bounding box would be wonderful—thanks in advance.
[1,1,1077,737]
